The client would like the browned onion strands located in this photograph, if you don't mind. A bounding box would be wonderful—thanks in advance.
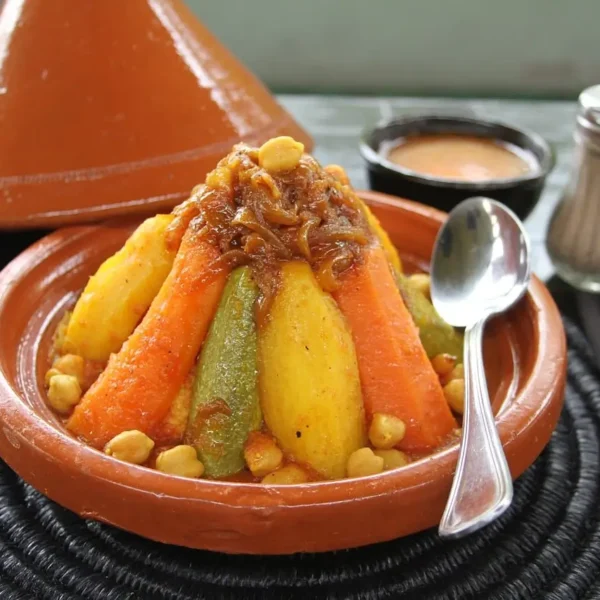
[174,143,375,323]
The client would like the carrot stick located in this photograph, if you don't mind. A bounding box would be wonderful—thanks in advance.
[333,245,456,451]
[67,227,229,448]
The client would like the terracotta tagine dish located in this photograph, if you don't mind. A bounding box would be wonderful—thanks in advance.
[0,0,311,229]
[0,137,566,554]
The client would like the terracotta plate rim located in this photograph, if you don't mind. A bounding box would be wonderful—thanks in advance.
[0,192,566,508]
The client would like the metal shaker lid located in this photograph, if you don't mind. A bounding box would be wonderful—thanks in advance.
[579,85,600,128]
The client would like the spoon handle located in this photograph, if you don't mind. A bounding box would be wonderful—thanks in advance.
[438,318,513,539]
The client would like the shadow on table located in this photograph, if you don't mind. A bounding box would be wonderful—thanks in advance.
[1,229,52,269]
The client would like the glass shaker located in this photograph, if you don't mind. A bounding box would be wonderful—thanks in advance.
[547,85,600,292]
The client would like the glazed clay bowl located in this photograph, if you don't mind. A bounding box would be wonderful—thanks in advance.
[360,116,554,221]
[0,191,566,555]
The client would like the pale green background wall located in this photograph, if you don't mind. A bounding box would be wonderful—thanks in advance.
[187,0,597,98]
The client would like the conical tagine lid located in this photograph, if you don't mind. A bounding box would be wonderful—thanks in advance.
[0,0,312,229]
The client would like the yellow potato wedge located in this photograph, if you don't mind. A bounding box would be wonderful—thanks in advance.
[258,261,366,479]
[359,199,403,274]
[63,215,176,362]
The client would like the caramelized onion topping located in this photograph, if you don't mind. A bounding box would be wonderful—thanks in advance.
[180,143,375,323]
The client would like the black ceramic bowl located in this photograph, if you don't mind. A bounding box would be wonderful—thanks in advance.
[360,116,555,221]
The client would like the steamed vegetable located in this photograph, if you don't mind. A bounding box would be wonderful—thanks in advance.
[359,200,403,274]
[360,199,463,360]
[258,262,366,479]
[396,273,464,360]
[152,374,193,445]
[185,266,262,478]
[47,136,467,483]
[334,245,456,451]
[63,215,176,362]
[67,229,228,448]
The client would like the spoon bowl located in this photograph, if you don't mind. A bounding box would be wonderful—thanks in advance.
[431,197,531,328]
[431,196,531,539]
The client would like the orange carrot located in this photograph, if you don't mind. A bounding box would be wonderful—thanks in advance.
[333,246,456,451]
[67,228,229,448]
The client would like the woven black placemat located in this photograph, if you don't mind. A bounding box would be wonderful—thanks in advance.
[0,317,598,600]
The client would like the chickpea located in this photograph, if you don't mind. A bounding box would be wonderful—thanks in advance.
[156,445,204,478]
[440,362,464,386]
[44,367,62,387]
[258,136,304,173]
[262,464,309,485]
[448,363,464,381]
[444,378,465,414]
[368,413,406,449]
[431,353,457,378]
[244,432,283,478]
[408,273,431,300]
[53,353,85,386]
[346,448,384,478]
[47,374,82,414]
[373,449,410,471]
[104,430,154,465]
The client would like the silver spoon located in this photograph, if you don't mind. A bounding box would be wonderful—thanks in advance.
[431,196,531,539]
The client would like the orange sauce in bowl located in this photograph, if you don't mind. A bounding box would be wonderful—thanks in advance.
[386,134,536,181]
